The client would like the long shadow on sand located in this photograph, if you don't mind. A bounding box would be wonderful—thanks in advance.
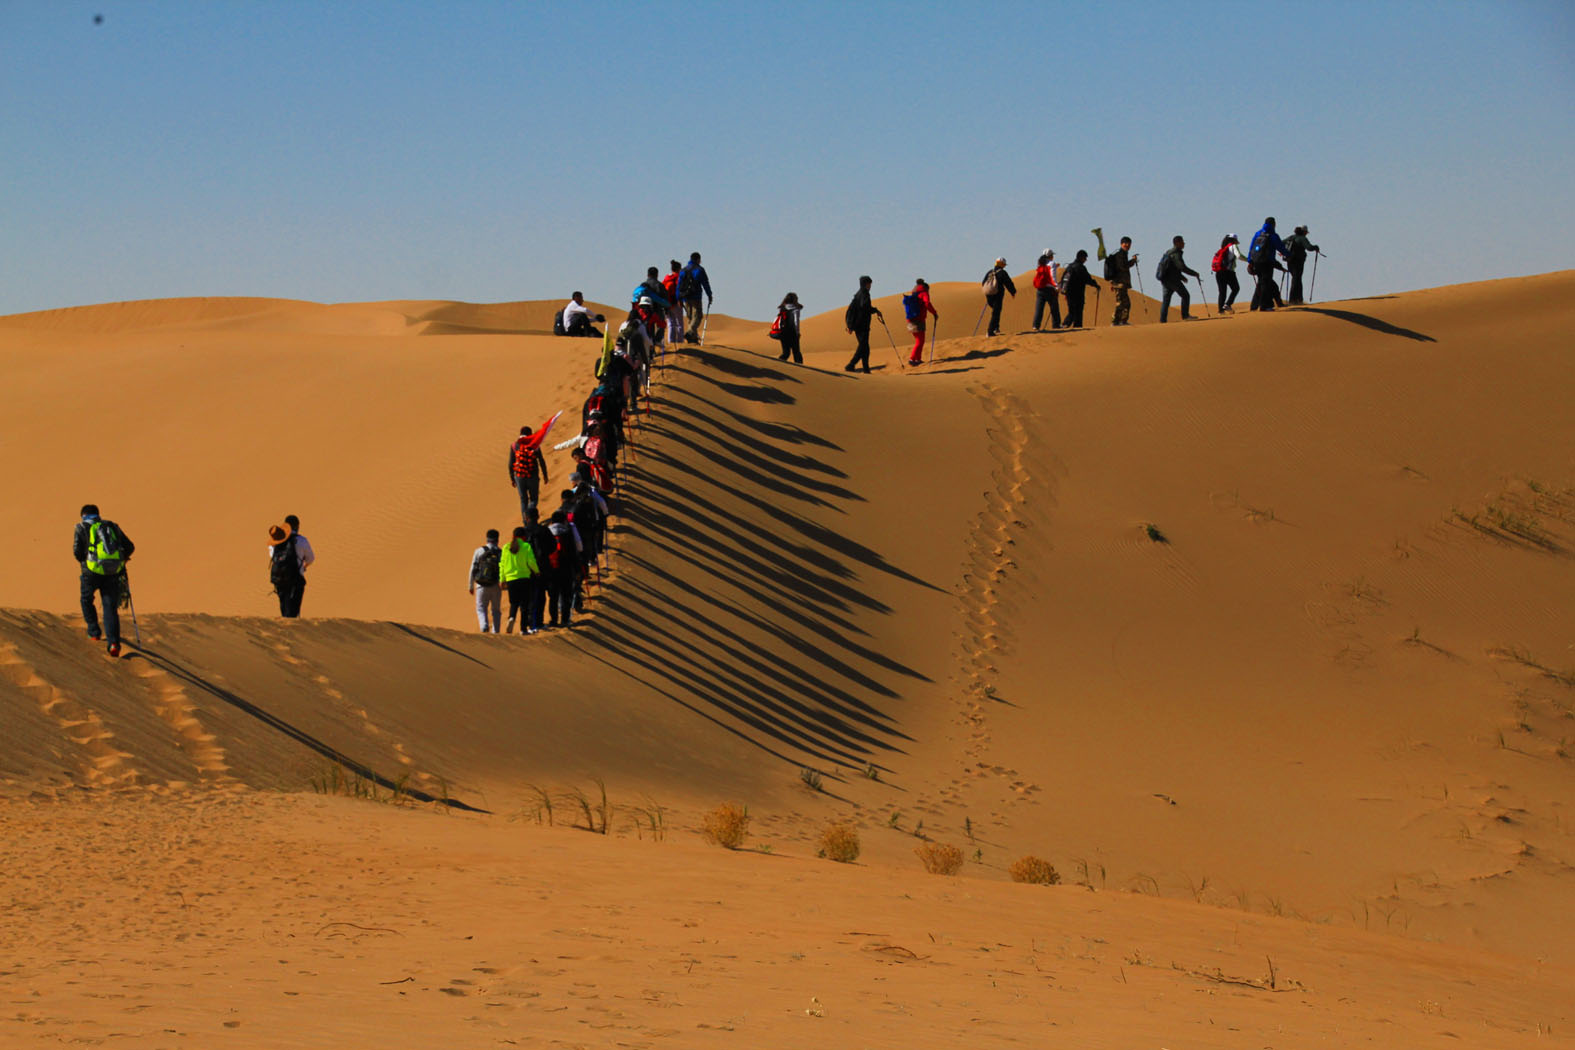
[574,358,935,773]
[1300,307,1436,342]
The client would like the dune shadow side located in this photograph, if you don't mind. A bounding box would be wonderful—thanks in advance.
[580,362,930,769]
[1300,307,1436,342]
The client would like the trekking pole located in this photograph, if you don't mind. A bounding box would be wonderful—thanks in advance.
[1093,287,1101,328]
[700,305,710,345]
[878,316,904,370]
[928,318,938,363]
[123,570,141,647]
[971,305,986,337]
[1195,275,1211,317]
[1311,250,1321,303]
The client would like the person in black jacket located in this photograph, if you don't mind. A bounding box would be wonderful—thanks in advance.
[1157,236,1200,323]
[1285,226,1321,305]
[1061,250,1100,329]
[73,504,135,657]
[843,276,884,373]
[981,257,1017,336]
[1104,237,1137,326]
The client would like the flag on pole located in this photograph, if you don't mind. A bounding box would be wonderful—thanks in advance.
[596,320,614,380]
[521,409,563,450]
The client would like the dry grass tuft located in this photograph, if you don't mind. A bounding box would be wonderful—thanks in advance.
[701,803,750,850]
[915,841,964,876]
[1009,855,1061,885]
[817,822,861,863]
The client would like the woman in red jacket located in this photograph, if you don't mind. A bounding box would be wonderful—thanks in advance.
[906,279,938,365]
[1031,252,1061,331]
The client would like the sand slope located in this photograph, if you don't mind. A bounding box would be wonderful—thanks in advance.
[3,273,1574,1042]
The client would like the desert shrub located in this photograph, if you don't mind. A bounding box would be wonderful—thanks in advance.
[701,802,750,850]
[915,841,964,875]
[817,822,861,863]
[1009,855,1061,885]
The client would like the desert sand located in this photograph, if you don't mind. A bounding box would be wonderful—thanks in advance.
[2,272,1573,1046]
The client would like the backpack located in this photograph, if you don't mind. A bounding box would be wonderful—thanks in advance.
[678,265,699,299]
[474,546,501,587]
[87,521,125,573]
[769,308,785,339]
[584,392,607,422]
[1211,246,1229,273]
[553,311,567,336]
[269,535,301,589]
[584,433,605,463]
[511,438,538,479]
[1156,252,1176,283]
[982,270,1000,297]
[902,293,923,322]
[1103,255,1119,281]
[547,528,571,571]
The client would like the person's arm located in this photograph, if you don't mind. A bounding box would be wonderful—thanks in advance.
[553,432,585,451]
[508,442,517,486]
[73,522,87,564]
[523,543,539,578]
[1181,256,1200,278]
[701,269,713,304]
[1003,273,1017,296]
[590,489,609,516]
[295,535,314,571]
[540,453,550,484]
[569,523,583,553]
[468,547,483,591]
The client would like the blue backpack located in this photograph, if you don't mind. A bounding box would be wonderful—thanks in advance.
[902,293,923,322]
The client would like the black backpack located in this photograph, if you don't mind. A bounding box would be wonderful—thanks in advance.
[553,312,567,336]
[1156,252,1176,283]
[269,535,301,589]
[1103,255,1119,281]
[474,546,501,587]
[678,266,699,299]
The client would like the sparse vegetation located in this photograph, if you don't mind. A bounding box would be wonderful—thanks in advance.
[915,841,964,876]
[817,822,861,863]
[863,763,881,781]
[799,766,823,792]
[1143,523,1169,544]
[887,810,901,828]
[631,795,666,841]
[566,777,611,835]
[702,803,750,850]
[1009,855,1060,885]
[309,764,412,805]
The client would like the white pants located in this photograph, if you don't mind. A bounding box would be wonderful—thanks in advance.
[475,585,501,632]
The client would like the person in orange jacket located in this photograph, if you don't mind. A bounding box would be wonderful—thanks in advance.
[904,279,938,366]
[1031,252,1061,331]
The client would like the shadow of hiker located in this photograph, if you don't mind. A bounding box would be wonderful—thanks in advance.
[1300,307,1436,342]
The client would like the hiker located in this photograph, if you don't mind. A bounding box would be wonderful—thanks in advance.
[1285,225,1321,305]
[571,445,611,492]
[618,311,654,381]
[1212,234,1247,313]
[661,260,685,351]
[632,266,669,313]
[73,504,134,658]
[773,292,804,364]
[1156,236,1200,322]
[467,528,503,633]
[1103,237,1138,326]
[678,252,713,343]
[560,292,603,338]
[1060,250,1100,329]
[500,525,542,635]
[1031,252,1062,331]
[632,294,667,348]
[544,510,583,628]
[1247,217,1288,311]
[904,279,938,365]
[981,257,1017,337]
[267,516,313,618]
[524,507,553,633]
[843,276,883,373]
[509,425,550,522]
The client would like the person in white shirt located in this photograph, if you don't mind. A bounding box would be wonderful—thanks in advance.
[266,514,315,618]
[561,292,603,338]
[467,528,503,633]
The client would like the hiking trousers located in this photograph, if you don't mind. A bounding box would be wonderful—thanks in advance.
[846,326,871,372]
[909,325,926,364]
[985,293,1005,336]
[515,475,539,523]
[1111,284,1132,325]
[547,571,575,626]
[1032,289,1061,330]
[682,299,704,341]
[1159,280,1190,322]
[776,332,802,364]
[1216,271,1240,311]
[1252,271,1278,311]
[277,576,306,617]
[80,571,121,646]
[475,584,502,632]
[1288,261,1307,305]
[1064,291,1087,329]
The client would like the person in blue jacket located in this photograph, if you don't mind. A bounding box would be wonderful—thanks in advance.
[678,252,713,343]
[1248,217,1288,312]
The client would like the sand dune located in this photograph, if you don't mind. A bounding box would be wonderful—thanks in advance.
[3,272,1574,1043]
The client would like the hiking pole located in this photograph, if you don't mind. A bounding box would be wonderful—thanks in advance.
[1195,275,1211,317]
[1093,287,1101,328]
[928,318,938,364]
[878,316,904,370]
[122,570,141,647]
[1311,250,1321,303]
[700,304,710,345]
[971,304,986,337]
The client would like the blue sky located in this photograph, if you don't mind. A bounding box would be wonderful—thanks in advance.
[2,1,1571,320]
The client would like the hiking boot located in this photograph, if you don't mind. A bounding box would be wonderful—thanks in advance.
[107,642,120,659]
[87,629,102,641]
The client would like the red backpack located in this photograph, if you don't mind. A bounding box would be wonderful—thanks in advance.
[768,309,785,340]
[1211,246,1230,273]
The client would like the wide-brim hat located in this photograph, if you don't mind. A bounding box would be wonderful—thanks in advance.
[268,524,289,545]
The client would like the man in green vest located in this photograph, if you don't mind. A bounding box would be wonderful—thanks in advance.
[72,504,135,658]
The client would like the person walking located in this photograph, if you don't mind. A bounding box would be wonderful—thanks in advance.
[500,525,542,635]
[1212,234,1247,313]
[1248,217,1288,312]
[678,252,712,343]
[774,292,804,364]
[903,279,938,366]
[509,425,551,522]
[1104,237,1137,326]
[1060,250,1100,329]
[843,276,883,372]
[523,507,552,633]
[1285,225,1321,305]
[981,257,1017,337]
[73,504,134,658]
[1156,236,1200,322]
[267,515,314,618]
[1031,253,1061,331]
[544,510,583,628]
[468,528,503,633]
[661,260,684,352]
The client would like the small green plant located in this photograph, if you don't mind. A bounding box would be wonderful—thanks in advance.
[1144,523,1169,544]
[863,764,880,781]
[799,767,823,792]
[525,784,555,826]
[915,842,964,876]
[1009,856,1060,885]
[631,795,666,841]
[972,848,984,863]
[963,816,973,840]
[818,822,861,863]
[887,810,901,828]
[702,803,750,850]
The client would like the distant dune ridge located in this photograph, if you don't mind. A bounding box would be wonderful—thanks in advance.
[2,272,1573,1045]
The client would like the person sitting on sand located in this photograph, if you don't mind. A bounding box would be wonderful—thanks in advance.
[561,292,603,338]
[74,503,134,658]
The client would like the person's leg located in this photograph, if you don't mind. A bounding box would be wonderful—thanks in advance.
[1031,292,1045,330]
[987,295,1003,336]
[80,572,102,638]
[1289,264,1305,304]
[910,327,925,364]
[476,586,490,631]
[1049,293,1061,329]
[98,573,121,646]
[1178,283,1191,319]
[1226,271,1240,308]
[1114,285,1131,325]
[1216,274,1228,313]
[529,576,546,631]
[790,334,803,364]
[1160,285,1172,323]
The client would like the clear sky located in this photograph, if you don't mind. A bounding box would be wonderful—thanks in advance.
[3,1,1572,320]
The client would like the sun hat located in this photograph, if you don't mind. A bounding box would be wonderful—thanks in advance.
[268,524,289,545]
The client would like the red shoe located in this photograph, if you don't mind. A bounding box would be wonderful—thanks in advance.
[107,642,121,659]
